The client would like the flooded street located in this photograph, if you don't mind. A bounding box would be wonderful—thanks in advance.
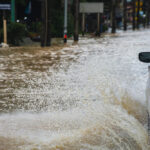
[0,30,150,149]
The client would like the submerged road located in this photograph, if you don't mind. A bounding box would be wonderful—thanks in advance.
[0,30,150,149]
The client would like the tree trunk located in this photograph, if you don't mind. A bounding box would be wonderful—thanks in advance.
[82,13,85,36]
[47,0,51,46]
[111,0,116,33]
[132,0,136,30]
[74,0,79,42]
[123,0,127,31]
[41,0,51,47]
[97,13,101,36]
[136,0,140,29]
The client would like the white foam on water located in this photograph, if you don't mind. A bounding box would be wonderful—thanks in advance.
[0,101,148,150]
[1,29,150,149]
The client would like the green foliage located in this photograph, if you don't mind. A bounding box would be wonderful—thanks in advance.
[0,23,27,46]
[68,13,74,37]
[51,9,64,37]
[8,23,27,45]
[29,22,42,34]
[102,24,108,32]
[16,0,26,6]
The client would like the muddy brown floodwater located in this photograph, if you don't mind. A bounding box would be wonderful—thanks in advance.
[0,45,81,112]
[0,30,150,150]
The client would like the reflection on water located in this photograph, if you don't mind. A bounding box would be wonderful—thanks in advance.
[0,30,150,149]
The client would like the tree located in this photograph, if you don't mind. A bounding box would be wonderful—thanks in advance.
[136,0,140,29]
[132,0,136,30]
[123,0,127,31]
[73,0,79,41]
[41,0,51,47]
[111,0,116,33]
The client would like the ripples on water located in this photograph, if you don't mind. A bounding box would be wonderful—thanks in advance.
[0,30,150,149]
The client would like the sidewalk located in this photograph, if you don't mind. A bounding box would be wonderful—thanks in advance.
[0,31,119,50]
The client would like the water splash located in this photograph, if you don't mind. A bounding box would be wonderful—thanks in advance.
[0,100,148,150]
[0,30,150,149]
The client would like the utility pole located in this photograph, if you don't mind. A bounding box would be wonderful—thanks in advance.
[111,0,116,33]
[11,0,15,22]
[41,0,51,47]
[74,0,79,42]
[132,0,136,30]
[123,0,127,31]
[136,0,140,29]
[64,0,68,43]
